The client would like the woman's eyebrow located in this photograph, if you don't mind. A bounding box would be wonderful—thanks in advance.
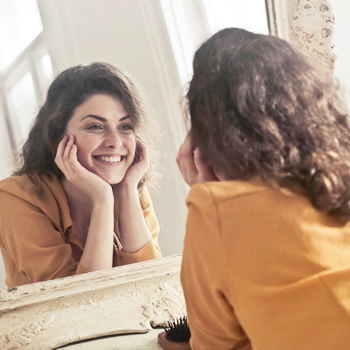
[119,115,131,121]
[80,114,107,122]
[80,114,131,122]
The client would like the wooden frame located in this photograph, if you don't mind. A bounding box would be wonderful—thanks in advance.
[0,255,184,349]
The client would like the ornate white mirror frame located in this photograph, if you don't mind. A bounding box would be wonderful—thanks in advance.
[0,255,184,349]
[266,0,335,70]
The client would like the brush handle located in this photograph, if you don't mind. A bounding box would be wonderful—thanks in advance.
[158,331,191,350]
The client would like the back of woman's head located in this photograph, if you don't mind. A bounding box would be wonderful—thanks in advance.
[188,27,350,221]
[15,62,147,180]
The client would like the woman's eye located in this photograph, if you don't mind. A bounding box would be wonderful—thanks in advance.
[119,124,134,132]
[87,124,104,130]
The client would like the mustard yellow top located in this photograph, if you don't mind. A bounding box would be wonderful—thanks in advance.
[181,179,350,350]
[0,173,161,289]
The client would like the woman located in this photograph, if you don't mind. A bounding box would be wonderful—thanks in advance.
[0,62,161,289]
[171,28,350,349]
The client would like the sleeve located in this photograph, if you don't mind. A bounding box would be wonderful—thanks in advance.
[115,186,161,266]
[0,191,87,286]
[181,184,252,350]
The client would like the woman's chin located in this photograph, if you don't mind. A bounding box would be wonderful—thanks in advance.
[96,172,124,186]
[104,177,123,185]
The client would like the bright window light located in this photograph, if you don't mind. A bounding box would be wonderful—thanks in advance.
[0,106,13,178]
[0,0,43,72]
[7,72,37,147]
[37,53,54,93]
[202,0,269,35]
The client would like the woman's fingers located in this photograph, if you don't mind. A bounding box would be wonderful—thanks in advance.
[176,132,199,186]
[134,135,149,166]
[114,135,149,190]
[64,135,75,160]
[176,132,218,186]
[55,135,68,172]
[55,135,112,201]
[176,133,197,185]
[55,135,80,180]
[55,135,68,164]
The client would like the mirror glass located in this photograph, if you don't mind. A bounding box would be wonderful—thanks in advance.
[0,0,269,289]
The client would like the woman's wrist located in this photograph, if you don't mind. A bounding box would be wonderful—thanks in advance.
[91,188,114,205]
[113,182,139,204]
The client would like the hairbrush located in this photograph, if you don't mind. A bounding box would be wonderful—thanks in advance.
[161,315,191,342]
[158,316,191,349]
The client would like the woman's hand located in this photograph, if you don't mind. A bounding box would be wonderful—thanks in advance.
[111,136,152,253]
[55,135,112,201]
[114,136,149,190]
[176,132,218,186]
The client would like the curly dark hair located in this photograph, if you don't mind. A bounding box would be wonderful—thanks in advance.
[187,27,350,220]
[14,62,153,187]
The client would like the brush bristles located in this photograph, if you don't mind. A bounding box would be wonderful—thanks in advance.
[162,316,191,342]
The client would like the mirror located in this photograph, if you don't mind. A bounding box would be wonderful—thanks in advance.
[0,0,269,290]
[1,0,349,347]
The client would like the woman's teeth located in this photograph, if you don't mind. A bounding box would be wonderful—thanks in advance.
[97,156,121,163]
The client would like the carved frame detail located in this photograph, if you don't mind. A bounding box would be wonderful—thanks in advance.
[0,255,184,349]
[266,0,336,70]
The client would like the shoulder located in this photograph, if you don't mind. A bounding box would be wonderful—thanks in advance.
[0,173,71,234]
[186,179,317,226]
[186,178,271,209]
[0,173,62,204]
[0,174,39,199]
[184,179,274,245]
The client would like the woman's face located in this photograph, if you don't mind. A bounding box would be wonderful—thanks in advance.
[65,93,136,184]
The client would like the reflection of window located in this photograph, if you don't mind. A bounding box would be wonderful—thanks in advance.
[0,104,13,179]
[7,73,38,142]
[202,0,269,35]
[0,0,43,71]
[0,0,54,172]
[160,0,269,86]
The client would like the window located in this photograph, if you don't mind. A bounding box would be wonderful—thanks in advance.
[202,0,269,35]
[0,0,53,175]
[160,0,269,86]
[0,0,43,71]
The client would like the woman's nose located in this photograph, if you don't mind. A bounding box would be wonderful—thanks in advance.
[103,131,122,148]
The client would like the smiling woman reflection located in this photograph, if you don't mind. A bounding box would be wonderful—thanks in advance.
[0,62,161,289]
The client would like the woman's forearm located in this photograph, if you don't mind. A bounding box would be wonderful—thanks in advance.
[80,195,114,271]
[117,185,151,253]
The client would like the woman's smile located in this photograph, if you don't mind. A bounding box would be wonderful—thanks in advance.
[94,155,123,163]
